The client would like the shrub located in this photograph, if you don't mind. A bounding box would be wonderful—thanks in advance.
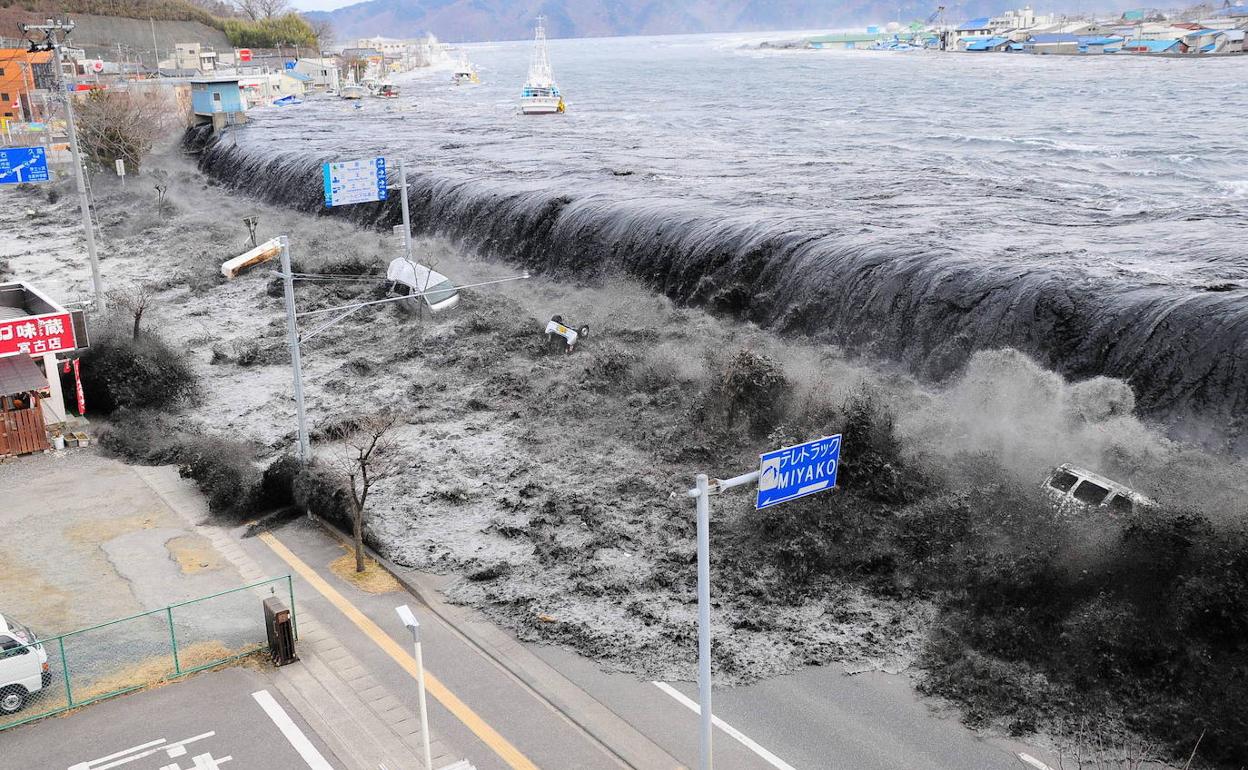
[256,454,301,511]
[97,410,187,464]
[98,412,261,517]
[292,461,353,529]
[80,328,198,414]
[177,438,260,517]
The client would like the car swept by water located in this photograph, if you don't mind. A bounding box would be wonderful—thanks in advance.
[1042,463,1155,516]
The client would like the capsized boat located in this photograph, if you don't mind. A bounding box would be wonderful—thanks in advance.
[520,17,564,114]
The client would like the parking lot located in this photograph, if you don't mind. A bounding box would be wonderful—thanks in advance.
[3,667,340,770]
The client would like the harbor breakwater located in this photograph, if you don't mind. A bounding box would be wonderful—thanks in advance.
[188,127,1248,449]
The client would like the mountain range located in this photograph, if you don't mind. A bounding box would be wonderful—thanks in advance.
[307,0,1049,44]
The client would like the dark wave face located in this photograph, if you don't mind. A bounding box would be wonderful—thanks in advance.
[188,34,1248,447]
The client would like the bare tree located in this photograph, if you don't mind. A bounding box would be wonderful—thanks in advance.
[235,0,291,21]
[73,89,176,175]
[335,412,402,572]
[106,283,155,339]
[305,16,335,52]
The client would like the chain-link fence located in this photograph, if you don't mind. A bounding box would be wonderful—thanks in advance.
[0,575,295,730]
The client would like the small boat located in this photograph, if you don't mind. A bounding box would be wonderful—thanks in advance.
[341,83,366,100]
[377,81,400,98]
[452,54,479,85]
[520,17,564,115]
[272,94,302,106]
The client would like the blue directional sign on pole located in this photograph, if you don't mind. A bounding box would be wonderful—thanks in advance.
[0,147,50,185]
[322,156,388,207]
[756,434,842,509]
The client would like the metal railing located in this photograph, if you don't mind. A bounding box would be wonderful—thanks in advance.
[0,575,295,730]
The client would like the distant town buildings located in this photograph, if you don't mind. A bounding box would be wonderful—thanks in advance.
[793,2,1248,55]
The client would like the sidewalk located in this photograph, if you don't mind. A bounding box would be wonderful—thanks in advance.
[133,465,460,770]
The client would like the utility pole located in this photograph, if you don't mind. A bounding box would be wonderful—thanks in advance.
[278,235,311,464]
[150,17,159,70]
[21,19,106,313]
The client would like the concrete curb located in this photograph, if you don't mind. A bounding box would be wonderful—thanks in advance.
[308,515,685,770]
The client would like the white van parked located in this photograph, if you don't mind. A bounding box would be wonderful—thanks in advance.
[1042,463,1155,516]
[0,613,51,715]
[387,258,460,314]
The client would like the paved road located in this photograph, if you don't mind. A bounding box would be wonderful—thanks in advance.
[558,652,1045,769]
[2,666,340,770]
[241,519,631,770]
[248,518,1057,770]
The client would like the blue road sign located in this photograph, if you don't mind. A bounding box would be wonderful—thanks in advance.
[322,156,388,207]
[756,434,842,509]
[0,147,50,185]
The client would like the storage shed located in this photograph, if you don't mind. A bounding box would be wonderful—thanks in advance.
[190,76,247,132]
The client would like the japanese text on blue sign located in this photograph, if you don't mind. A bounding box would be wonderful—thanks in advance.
[322,156,388,207]
[0,147,50,185]
[756,434,841,509]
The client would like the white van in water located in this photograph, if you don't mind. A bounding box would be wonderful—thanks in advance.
[387,258,460,314]
[0,613,51,715]
[1042,463,1155,516]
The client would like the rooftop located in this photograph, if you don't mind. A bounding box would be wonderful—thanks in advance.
[957,17,992,30]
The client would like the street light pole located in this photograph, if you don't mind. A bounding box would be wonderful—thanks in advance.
[22,19,106,313]
[694,472,713,770]
[395,604,433,769]
[278,235,311,463]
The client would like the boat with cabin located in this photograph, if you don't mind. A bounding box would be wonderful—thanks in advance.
[520,17,564,114]
[452,54,479,85]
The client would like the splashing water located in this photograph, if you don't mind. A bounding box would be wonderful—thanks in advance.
[187,33,1248,449]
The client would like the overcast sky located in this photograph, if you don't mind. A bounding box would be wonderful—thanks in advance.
[291,0,358,13]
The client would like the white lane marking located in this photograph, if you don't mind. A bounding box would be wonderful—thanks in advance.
[252,689,335,770]
[69,739,166,769]
[652,681,796,770]
[72,734,217,770]
[1018,754,1054,770]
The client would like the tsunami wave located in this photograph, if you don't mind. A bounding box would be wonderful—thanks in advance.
[187,128,1248,449]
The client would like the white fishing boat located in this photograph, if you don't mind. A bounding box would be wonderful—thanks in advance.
[452,54,479,85]
[340,82,366,100]
[377,80,400,98]
[520,17,564,115]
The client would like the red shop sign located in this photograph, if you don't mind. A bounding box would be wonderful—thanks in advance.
[0,312,77,357]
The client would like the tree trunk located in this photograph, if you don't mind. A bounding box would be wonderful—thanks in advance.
[352,498,366,573]
[132,310,142,340]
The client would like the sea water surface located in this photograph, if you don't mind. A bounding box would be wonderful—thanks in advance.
[199,34,1248,442]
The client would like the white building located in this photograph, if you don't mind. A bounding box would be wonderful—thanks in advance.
[173,42,217,73]
[355,36,408,56]
[294,57,340,92]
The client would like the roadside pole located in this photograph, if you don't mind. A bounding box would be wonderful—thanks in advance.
[279,235,311,463]
[397,157,413,262]
[395,605,433,770]
[684,435,842,770]
[694,473,713,770]
[23,20,105,313]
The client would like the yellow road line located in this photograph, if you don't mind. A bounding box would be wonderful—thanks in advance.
[258,531,540,770]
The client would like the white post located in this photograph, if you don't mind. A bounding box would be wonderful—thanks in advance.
[397,157,413,262]
[694,472,713,770]
[413,625,433,770]
[279,236,310,463]
[396,605,433,769]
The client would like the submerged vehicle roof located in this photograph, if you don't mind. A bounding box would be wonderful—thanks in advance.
[1052,463,1156,506]
[387,258,452,289]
